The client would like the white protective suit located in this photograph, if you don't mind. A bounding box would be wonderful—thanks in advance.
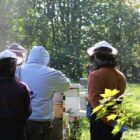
[16,46,70,121]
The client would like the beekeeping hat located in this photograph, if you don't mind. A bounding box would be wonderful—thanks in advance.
[7,43,27,65]
[87,40,118,56]
[0,50,18,63]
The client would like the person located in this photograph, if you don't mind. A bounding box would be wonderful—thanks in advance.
[15,46,70,140]
[87,40,126,140]
[0,50,31,140]
[8,43,36,99]
[86,64,93,119]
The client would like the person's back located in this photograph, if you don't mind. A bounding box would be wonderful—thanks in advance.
[16,46,70,140]
[0,78,31,128]
[89,67,126,107]
[87,40,126,140]
[0,50,31,140]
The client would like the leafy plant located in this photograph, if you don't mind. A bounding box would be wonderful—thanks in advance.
[91,89,140,135]
[68,117,90,140]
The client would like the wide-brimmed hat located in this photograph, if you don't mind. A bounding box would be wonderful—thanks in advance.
[87,40,118,56]
[7,43,27,64]
[0,50,18,63]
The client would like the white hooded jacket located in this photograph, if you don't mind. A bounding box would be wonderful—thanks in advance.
[16,46,70,120]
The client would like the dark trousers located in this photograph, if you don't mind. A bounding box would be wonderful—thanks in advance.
[50,118,63,140]
[27,120,52,140]
[90,115,122,140]
[0,129,27,140]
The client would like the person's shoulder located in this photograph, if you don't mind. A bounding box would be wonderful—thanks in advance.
[16,79,29,90]
[90,68,102,75]
[89,69,101,79]
[115,68,126,79]
[97,67,116,74]
[47,67,63,75]
[89,67,111,78]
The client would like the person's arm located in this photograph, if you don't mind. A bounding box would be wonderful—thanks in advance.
[22,85,32,118]
[49,70,70,93]
[88,72,105,108]
[15,66,22,81]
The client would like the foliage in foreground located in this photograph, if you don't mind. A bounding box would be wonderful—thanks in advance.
[92,88,140,135]
[67,84,140,140]
[68,117,90,140]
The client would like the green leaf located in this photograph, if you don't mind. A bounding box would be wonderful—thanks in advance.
[112,124,122,135]
[100,89,120,98]
[96,107,107,119]
[106,101,116,107]
[91,105,103,114]
[117,117,128,125]
[107,114,117,121]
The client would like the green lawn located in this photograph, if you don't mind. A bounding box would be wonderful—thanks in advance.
[78,83,140,140]
[121,83,140,140]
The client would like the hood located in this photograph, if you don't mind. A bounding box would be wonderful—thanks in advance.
[26,46,50,65]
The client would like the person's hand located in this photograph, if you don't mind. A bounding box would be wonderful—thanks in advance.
[30,91,36,99]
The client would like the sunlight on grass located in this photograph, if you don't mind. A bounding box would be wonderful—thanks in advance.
[80,130,90,140]
[121,83,140,140]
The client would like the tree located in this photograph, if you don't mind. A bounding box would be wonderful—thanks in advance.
[0,0,15,50]
[7,0,140,81]
[82,0,140,82]
[9,0,93,81]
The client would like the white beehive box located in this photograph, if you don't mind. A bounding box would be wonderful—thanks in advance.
[79,91,87,110]
[64,84,81,116]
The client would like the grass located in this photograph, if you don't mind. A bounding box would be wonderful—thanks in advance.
[68,117,90,140]
[78,83,140,140]
[121,83,140,140]
[79,118,90,140]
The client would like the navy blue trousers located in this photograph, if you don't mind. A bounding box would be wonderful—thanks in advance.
[90,115,122,140]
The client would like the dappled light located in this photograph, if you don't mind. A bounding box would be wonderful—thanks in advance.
[0,0,140,140]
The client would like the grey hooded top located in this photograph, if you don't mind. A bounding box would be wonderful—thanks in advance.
[16,46,70,120]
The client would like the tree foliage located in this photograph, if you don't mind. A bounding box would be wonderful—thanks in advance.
[0,0,16,50]
[1,0,140,81]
